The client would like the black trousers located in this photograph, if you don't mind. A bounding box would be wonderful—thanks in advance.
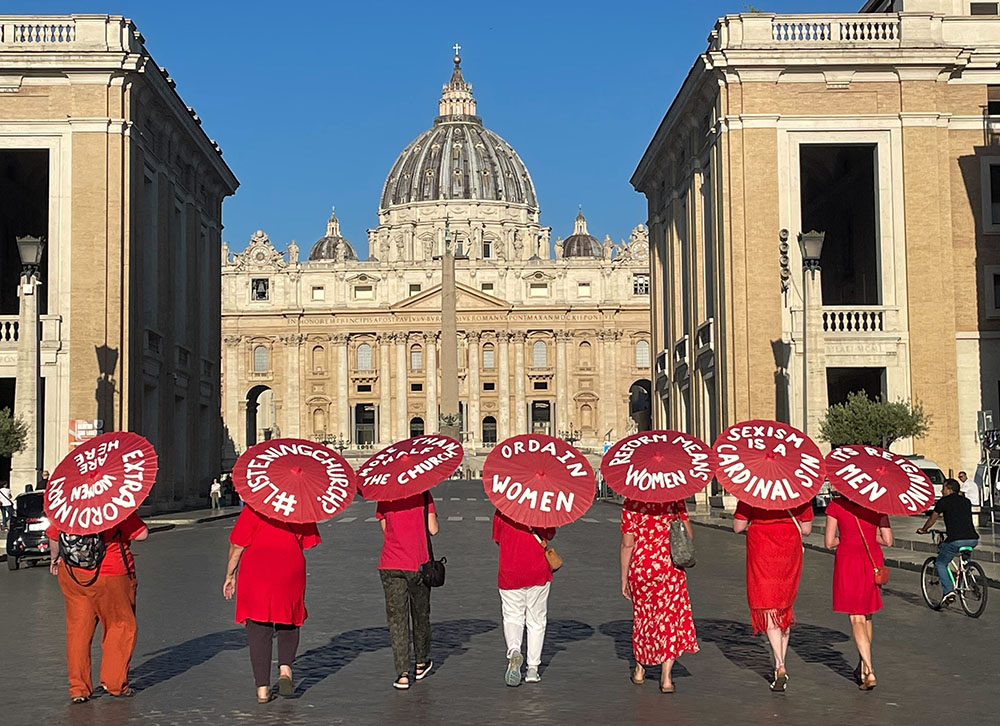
[379,569,431,675]
[245,620,300,687]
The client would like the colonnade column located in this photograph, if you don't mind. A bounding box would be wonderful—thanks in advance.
[283,333,303,437]
[603,330,621,439]
[424,332,438,434]
[555,330,570,433]
[513,332,526,434]
[379,335,392,444]
[497,331,511,439]
[467,331,481,444]
[333,333,350,441]
[597,330,611,439]
[395,332,409,440]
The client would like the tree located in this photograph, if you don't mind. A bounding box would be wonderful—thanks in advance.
[818,392,931,450]
[0,407,28,458]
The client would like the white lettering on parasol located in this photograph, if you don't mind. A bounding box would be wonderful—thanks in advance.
[829,446,933,512]
[46,447,149,530]
[612,434,713,490]
[607,432,673,466]
[357,437,462,488]
[491,475,574,513]
[246,442,352,517]
[499,438,589,478]
[716,443,822,503]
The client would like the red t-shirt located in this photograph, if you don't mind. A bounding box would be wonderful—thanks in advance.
[492,511,555,591]
[376,493,436,572]
[734,501,814,525]
[47,512,147,576]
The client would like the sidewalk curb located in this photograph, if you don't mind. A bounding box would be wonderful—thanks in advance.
[145,510,241,529]
[690,518,1000,590]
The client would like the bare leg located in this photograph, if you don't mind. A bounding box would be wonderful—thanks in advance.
[764,627,786,672]
[660,658,675,690]
[780,629,790,668]
[850,614,875,685]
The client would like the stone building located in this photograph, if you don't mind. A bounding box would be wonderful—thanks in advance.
[0,15,238,506]
[221,52,651,467]
[631,0,1000,481]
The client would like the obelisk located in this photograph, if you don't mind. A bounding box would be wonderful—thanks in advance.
[439,221,460,440]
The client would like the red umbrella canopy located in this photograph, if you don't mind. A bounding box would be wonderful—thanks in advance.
[826,445,936,515]
[44,431,158,534]
[482,434,595,527]
[601,431,716,503]
[234,438,356,523]
[356,435,464,502]
[713,419,825,510]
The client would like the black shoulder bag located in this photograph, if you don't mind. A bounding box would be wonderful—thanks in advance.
[419,491,446,588]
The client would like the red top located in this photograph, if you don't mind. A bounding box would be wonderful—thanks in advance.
[376,493,436,572]
[734,501,814,525]
[492,511,555,590]
[47,512,147,576]
[229,507,321,626]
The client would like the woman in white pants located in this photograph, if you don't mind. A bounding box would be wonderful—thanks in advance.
[492,510,556,686]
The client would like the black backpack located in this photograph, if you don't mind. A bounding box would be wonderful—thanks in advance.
[59,532,117,586]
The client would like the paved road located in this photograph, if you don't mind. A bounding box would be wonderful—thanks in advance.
[3,480,997,725]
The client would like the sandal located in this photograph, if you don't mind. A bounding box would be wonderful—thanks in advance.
[770,668,788,693]
[257,692,276,704]
[277,674,294,697]
[659,681,675,694]
[393,673,410,690]
[70,696,89,705]
[860,673,877,691]
[630,665,645,685]
[415,661,433,680]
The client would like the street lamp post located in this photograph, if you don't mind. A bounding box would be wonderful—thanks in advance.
[798,230,824,436]
[11,235,46,493]
[559,423,581,446]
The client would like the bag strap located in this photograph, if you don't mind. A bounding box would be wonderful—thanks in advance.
[530,529,547,550]
[787,509,804,537]
[115,530,135,580]
[422,491,435,561]
[854,515,879,572]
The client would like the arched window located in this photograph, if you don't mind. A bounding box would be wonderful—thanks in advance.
[482,416,497,444]
[532,340,547,368]
[578,341,592,367]
[410,417,424,437]
[356,343,372,370]
[635,340,650,368]
[312,345,326,372]
[580,403,594,430]
[313,407,327,434]
[482,343,495,370]
[253,345,268,373]
[410,344,423,371]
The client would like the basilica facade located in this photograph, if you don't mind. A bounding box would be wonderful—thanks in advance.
[221,52,651,466]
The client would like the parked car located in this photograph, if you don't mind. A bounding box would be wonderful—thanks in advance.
[812,480,834,512]
[903,455,947,513]
[5,492,51,570]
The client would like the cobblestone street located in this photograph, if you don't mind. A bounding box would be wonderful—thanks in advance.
[3,480,997,725]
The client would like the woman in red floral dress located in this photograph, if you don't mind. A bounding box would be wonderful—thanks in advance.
[620,499,699,693]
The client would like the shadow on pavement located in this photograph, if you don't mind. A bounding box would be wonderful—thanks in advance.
[788,622,855,681]
[597,620,692,679]
[882,586,929,609]
[539,619,595,672]
[131,628,246,691]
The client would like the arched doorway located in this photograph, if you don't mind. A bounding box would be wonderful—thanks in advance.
[482,416,497,445]
[410,417,424,437]
[629,379,652,432]
[246,385,273,449]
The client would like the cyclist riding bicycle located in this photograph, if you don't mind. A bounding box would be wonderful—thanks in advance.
[917,479,979,606]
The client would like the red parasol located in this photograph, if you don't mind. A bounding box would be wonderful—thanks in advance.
[44,431,158,534]
[356,435,464,502]
[826,445,936,515]
[482,434,595,528]
[233,438,356,523]
[713,419,825,510]
[600,430,716,503]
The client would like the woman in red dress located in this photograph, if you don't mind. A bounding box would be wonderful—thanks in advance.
[824,495,892,691]
[222,506,321,702]
[620,499,698,693]
[732,501,812,692]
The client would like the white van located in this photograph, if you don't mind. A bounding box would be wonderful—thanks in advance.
[903,455,947,512]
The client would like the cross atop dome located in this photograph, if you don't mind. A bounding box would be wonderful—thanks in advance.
[440,43,477,119]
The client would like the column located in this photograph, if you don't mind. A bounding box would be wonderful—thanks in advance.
[379,335,392,444]
[467,331,481,445]
[395,332,408,440]
[284,333,302,437]
[498,332,511,439]
[334,333,350,441]
[804,268,828,437]
[606,331,621,438]
[555,331,570,433]
[513,332,527,434]
[424,332,438,434]
[10,270,40,492]
[222,336,241,467]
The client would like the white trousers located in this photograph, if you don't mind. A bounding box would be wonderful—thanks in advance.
[499,583,550,668]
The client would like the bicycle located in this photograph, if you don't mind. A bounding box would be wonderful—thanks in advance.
[919,529,988,618]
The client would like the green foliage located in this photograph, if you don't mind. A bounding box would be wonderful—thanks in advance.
[0,407,28,458]
[744,3,765,12]
[818,392,931,450]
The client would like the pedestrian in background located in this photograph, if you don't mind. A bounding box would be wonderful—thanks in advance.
[493,510,555,686]
[620,499,698,693]
[0,481,12,529]
[824,495,892,691]
[210,478,222,511]
[376,491,438,690]
[732,501,812,692]
[223,506,320,703]
[956,471,980,508]
[47,513,148,703]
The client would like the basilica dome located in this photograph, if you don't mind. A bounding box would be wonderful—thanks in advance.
[309,208,358,261]
[562,209,602,258]
[379,53,538,211]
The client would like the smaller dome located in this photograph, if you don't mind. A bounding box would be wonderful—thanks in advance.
[308,208,358,261]
[562,208,602,258]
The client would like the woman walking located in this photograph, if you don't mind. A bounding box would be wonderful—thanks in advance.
[376,491,438,690]
[620,499,698,693]
[824,495,892,691]
[223,506,321,703]
[732,502,812,692]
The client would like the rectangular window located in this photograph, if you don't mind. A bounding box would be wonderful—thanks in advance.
[989,85,1000,115]
[482,347,495,369]
[408,283,422,296]
[483,381,496,391]
[357,384,372,393]
[533,381,548,391]
[483,240,492,259]
[577,282,591,298]
[529,282,549,298]
[633,274,650,296]
[354,285,374,300]
[251,278,269,301]
[410,349,423,370]
[410,383,423,392]
[972,2,999,15]
[311,286,325,301]
[992,165,1000,226]
[987,266,1000,317]
[481,282,495,293]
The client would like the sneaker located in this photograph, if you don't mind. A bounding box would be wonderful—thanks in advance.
[525,666,541,683]
[504,650,523,687]
[941,591,957,607]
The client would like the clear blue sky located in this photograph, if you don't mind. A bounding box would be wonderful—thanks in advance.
[15,1,858,255]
